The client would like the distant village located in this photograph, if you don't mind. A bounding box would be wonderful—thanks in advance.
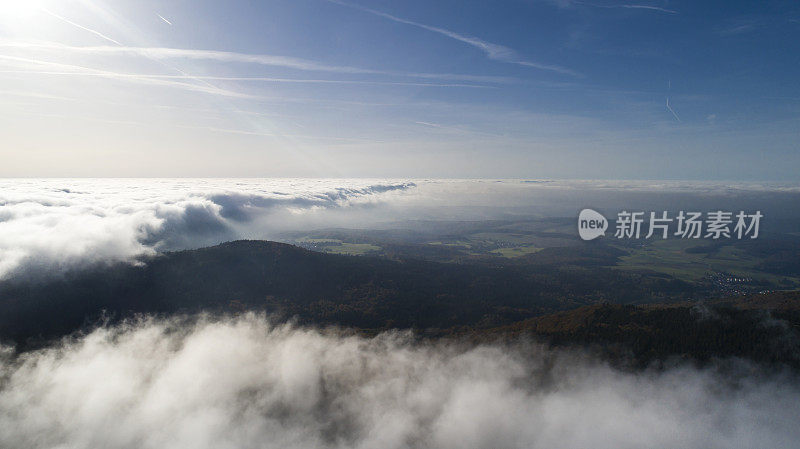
[706,272,773,296]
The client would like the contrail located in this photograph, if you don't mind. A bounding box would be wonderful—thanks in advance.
[39,8,122,45]
[0,41,512,83]
[665,79,680,122]
[0,68,490,89]
[325,0,579,76]
[120,75,491,88]
[666,97,681,122]
[415,121,444,128]
[574,2,678,14]
[157,14,173,26]
[617,5,678,14]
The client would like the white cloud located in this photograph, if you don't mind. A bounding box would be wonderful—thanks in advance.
[0,179,417,279]
[0,315,798,448]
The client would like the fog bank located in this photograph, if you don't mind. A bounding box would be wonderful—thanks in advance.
[1,315,798,449]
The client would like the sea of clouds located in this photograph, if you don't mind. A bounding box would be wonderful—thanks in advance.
[0,178,420,279]
[1,314,798,449]
[1,178,799,280]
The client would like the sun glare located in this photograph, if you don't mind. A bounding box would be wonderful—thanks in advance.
[0,0,44,24]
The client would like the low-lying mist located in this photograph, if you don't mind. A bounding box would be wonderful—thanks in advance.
[1,314,798,449]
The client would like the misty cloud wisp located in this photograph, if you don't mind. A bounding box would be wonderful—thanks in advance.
[1,314,798,449]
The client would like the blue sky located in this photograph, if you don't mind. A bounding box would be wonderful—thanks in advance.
[0,0,798,179]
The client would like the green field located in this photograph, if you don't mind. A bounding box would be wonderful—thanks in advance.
[294,237,381,256]
[296,238,343,244]
[426,229,568,258]
[321,243,381,255]
[489,246,542,258]
[426,240,472,248]
[289,221,799,287]
[614,239,799,285]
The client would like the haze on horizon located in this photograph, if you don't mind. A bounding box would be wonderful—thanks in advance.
[0,0,798,179]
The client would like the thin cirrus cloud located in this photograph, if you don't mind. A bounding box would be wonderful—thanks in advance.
[325,0,580,77]
[0,52,496,103]
[128,75,493,89]
[0,41,512,85]
[0,54,258,98]
[0,68,493,91]
[186,125,385,142]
